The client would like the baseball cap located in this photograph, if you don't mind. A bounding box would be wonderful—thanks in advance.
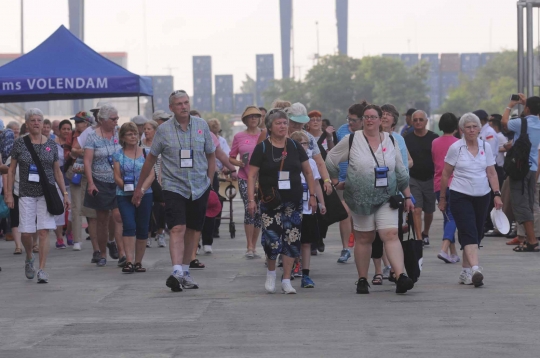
[404,108,417,116]
[131,115,148,125]
[70,111,94,124]
[152,110,172,121]
[206,190,222,218]
[473,109,489,121]
[90,101,110,113]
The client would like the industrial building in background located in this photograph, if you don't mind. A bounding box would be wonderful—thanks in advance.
[215,75,234,114]
[192,56,213,113]
[256,54,275,107]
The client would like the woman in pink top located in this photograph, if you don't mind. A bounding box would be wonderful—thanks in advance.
[229,106,263,258]
[432,113,459,263]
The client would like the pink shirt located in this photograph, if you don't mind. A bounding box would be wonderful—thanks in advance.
[229,131,260,180]
[432,135,458,192]
[210,132,220,149]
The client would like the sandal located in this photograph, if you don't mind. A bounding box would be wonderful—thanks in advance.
[189,259,205,269]
[121,262,134,273]
[32,244,39,253]
[372,274,383,285]
[513,242,540,252]
[388,271,396,283]
[13,248,22,255]
[134,262,146,272]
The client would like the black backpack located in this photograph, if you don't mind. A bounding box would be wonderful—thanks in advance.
[504,117,532,181]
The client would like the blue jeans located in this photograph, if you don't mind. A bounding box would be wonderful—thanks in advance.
[436,189,456,243]
[117,193,153,239]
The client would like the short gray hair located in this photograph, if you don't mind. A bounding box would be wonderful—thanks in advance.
[459,112,482,131]
[144,119,158,130]
[24,108,44,122]
[97,104,118,122]
[412,110,428,119]
[265,109,288,132]
[6,121,20,129]
[169,90,189,105]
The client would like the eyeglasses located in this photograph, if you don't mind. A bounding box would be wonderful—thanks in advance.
[300,141,309,146]
[170,90,187,97]
[412,118,425,122]
[347,116,361,123]
[310,118,322,122]
[362,116,379,120]
[245,114,261,120]
[108,117,119,121]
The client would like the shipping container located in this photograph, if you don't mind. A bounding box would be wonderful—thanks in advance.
[193,56,212,74]
[193,75,212,95]
[215,75,233,96]
[400,54,419,68]
[215,95,233,114]
[256,54,275,74]
[420,54,439,73]
[151,75,174,112]
[234,93,254,114]
[440,53,460,72]
[479,52,496,67]
[192,95,212,113]
[440,72,459,99]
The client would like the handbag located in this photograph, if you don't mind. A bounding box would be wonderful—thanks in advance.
[0,195,10,218]
[389,194,404,210]
[317,181,348,226]
[23,136,64,216]
[258,148,286,210]
[142,149,164,203]
[401,211,423,283]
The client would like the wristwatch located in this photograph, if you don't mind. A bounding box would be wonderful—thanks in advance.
[493,191,501,197]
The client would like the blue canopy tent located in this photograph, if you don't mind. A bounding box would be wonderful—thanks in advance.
[0,25,153,112]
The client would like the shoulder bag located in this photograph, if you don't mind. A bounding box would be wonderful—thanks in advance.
[23,136,64,215]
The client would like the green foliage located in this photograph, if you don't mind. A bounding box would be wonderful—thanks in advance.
[438,51,516,116]
[240,75,256,97]
[196,111,233,141]
[262,55,429,127]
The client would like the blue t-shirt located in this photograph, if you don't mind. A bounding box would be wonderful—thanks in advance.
[336,123,353,182]
[508,115,540,172]
[112,148,153,196]
[391,132,409,173]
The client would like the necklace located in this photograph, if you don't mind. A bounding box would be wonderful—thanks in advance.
[269,137,287,162]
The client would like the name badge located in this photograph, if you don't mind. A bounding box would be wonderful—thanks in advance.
[29,164,40,182]
[374,166,389,188]
[302,183,309,201]
[278,171,291,190]
[123,176,134,192]
[180,149,193,168]
[107,155,114,168]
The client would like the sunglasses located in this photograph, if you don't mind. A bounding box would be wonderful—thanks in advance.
[170,90,188,97]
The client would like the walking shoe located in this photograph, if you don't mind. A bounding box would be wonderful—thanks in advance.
[265,274,276,293]
[506,237,521,245]
[157,234,166,247]
[181,272,199,289]
[356,277,370,294]
[292,261,302,277]
[311,249,318,256]
[66,233,74,246]
[25,257,35,279]
[55,239,66,249]
[166,270,183,292]
[318,241,325,253]
[450,254,460,263]
[348,233,355,248]
[86,236,91,241]
[395,274,414,294]
[96,257,107,267]
[337,249,351,263]
[301,275,315,288]
[382,265,391,279]
[459,270,471,284]
[73,243,81,251]
[32,244,39,253]
[471,267,484,287]
[203,245,213,254]
[107,241,119,259]
[117,256,127,268]
[422,233,430,246]
[437,251,452,263]
[245,250,254,259]
[281,281,297,294]
[91,251,101,263]
[146,238,152,248]
[36,269,49,283]
[252,251,262,259]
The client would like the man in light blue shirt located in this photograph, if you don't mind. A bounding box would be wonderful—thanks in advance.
[503,94,540,252]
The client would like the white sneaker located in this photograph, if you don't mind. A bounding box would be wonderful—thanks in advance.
[245,250,254,259]
[450,254,461,263]
[437,251,452,263]
[265,275,276,293]
[203,245,213,254]
[459,270,472,285]
[146,238,152,248]
[281,280,297,294]
[157,234,166,248]
[471,267,484,287]
[72,243,81,251]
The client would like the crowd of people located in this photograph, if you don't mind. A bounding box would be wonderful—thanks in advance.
[0,90,538,294]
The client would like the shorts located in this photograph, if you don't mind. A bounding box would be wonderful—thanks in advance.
[300,214,320,244]
[19,196,56,233]
[163,188,210,231]
[350,202,398,232]
[84,177,118,211]
[509,170,536,224]
[409,177,436,213]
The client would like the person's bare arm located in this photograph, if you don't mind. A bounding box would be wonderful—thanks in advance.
[4,158,17,208]
[407,148,413,168]
[502,93,526,131]
[132,152,157,204]
[53,161,70,211]
[70,138,83,158]
[247,165,260,217]
[206,152,216,183]
[113,161,123,188]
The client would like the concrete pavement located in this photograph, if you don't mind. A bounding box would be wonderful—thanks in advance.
[0,202,539,357]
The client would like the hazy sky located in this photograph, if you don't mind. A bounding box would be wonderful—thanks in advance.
[0,0,525,94]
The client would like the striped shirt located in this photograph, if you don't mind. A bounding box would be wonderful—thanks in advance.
[150,116,216,200]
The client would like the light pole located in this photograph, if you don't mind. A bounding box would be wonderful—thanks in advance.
[20,0,24,54]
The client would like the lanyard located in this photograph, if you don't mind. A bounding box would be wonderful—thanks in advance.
[174,118,193,150]
[100,128,117,158]
[122,147,136,178]
[363,133,386,168]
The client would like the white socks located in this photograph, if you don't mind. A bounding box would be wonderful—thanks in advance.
[173,265,183,275]
[182,264,190,273]
[471,265,479,271]
[282,279,291,285]
[267,270,276,277]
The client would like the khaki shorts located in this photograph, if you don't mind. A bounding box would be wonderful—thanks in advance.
[350,202,399,232]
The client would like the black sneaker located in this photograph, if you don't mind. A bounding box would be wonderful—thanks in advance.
[166,271,183,292]
[91,251,101,263]
[356,277,370,294]
[318,242,325,253]
[107,241,119,260]
[422,233,430,246]
[311,249,318,256]
[86,236,91,241]
[117,256,127,267]
[395,273,414,294]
